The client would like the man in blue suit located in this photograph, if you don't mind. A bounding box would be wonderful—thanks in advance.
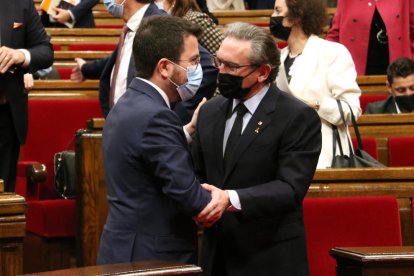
[97,15,229,265]
[71,0,218,124]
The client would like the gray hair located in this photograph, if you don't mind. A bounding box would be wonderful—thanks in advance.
[223,22,280,83]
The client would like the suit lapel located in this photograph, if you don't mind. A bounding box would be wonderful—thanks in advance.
[223,88,277,183]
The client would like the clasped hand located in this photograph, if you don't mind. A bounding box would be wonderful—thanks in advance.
[0,46,25,74]
[194,184,230,228]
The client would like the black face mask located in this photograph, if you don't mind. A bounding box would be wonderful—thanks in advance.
[218,70,257,100]
[269,16,292,41]
[395,94,414,113]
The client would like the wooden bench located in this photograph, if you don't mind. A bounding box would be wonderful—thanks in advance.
[30,80,99,99]
[53,51,111,68]
[357,75,387,95]
[22,260,201,276]
[75,118,414,267]
[0,191,27,276]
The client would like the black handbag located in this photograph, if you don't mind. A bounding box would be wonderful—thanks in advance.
[331,100,386,168]
[54,151,76,199]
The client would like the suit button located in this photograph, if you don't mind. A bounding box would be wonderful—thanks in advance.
[368,2,372,6]
[350,37,355,42]
[398,36,402,40]
[352,18,357,22]
[396,14,400,19]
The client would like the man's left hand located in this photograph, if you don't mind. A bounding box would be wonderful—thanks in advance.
[0,46,25,74]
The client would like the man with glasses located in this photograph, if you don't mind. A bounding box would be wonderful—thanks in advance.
[192,22,322,276]
[366,57,414,114]
[97,15,228,265]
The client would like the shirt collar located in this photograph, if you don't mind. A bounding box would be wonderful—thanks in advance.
[231,84,270,115]
[137,77,171,109]
[126,4,150,32]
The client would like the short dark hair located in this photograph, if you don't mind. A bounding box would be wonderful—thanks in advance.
[224,22,280,84]
[133,15,202,79]
[387,57,414,85]
[286,0,327,36]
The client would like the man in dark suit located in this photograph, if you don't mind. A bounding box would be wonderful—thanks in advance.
[192,22,322,276]
[71,0,218,124]
[41,0,99,28]
[97,15,227,265]
[0,0,54,192]
[366,57,414,114]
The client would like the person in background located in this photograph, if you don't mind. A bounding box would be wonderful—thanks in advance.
[245,0,275,9]
[98,15,228,265]
[366,57,414,114]
[0,0,54,192]
[271,0,361,169]
[326,0,414,76]
[192,22,321,276]
[163,0,223,54]
[41,0,99,28]
[71,0,218,124]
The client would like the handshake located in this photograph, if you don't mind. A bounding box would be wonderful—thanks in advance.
[194,184,231,228]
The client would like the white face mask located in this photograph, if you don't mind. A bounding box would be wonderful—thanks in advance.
[168,61,203,102]
[104,0,126,18]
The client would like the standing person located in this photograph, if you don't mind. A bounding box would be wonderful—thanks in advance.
[163,0,223,54]
[366,57,414,114]
[98,15,227,265]
[326,0,414,75]
[41,0,100,28]
[271,0,361,168]
[192,22,322,276]
[0,0,54,192]
[70,0,218,124]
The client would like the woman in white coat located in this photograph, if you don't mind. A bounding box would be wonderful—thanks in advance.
[270,0,361,168]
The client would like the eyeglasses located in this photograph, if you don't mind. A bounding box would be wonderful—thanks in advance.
[394,85,414,93]
[211,55,257,73]
[169,56,201,70]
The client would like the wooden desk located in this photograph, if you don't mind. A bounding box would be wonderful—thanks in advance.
[29,80,99,99]
[22,260,201,276]
[0,193,27,276]
[53,51,111,68]
[331,247,414,276]
[357,75,387,95]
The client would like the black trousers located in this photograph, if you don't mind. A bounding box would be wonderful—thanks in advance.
[0,104,20,192]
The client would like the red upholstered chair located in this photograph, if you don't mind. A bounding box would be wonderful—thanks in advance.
[57,68,72,80]
[388,137,414,166]
[359,94,388,113]
[52,44,62,51]
[95,24,124,29]
[68,43,117,51]
[15,99,103,272]
[303,196,402,276]
[351,137,379,160]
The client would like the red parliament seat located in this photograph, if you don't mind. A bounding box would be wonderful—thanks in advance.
[56,68,72,80]
[351,137,379,160]
[388,137,414,166]
[359,94,388,113]
[304,196,402,276]
[16,99,103,238]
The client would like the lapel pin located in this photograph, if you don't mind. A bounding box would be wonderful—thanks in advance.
[255,127,260,133]
[258,121,263,126]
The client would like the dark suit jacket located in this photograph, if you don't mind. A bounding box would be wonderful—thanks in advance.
[0,0,54,143]
[192,85,322,276]
[41,0,99,28]
[81,3,218,123]
[365,96,398,114]
[97,78,211,265]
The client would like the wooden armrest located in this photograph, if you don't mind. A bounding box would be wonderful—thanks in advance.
[26,163,47,183]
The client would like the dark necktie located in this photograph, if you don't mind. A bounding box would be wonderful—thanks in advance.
[224,103,248,165]
[109,25,130,109]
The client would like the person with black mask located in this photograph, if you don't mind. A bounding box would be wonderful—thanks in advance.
[270,0,361,169]
[366,57,414,114]
[192,22,322,276]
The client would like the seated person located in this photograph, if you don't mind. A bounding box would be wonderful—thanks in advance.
[365,57,414,114]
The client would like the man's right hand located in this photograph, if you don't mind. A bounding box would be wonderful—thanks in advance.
[70,58,86,83]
